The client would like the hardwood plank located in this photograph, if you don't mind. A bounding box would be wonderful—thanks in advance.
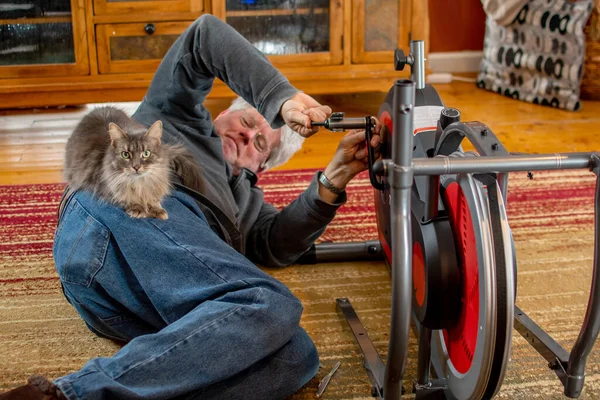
[274,132,346,172]
[316,83,600,125]
[0,171,64,186]
[1,82,599,186]
[0,143,68,154]
[0,136,71,146]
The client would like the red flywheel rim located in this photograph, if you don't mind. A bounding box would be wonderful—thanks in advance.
[413,241,426,307]
[442,181,479,374]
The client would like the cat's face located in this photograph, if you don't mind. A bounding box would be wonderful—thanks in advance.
[107,121,164,176]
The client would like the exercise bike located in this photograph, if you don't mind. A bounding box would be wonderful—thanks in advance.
[299,40,600,399]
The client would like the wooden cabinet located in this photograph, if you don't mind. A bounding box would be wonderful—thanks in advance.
[0,0,89,79]
[96,21,191,73]
[0,0,428,109]
[212,0,343,67]
[354,0,409,63]
[93,0,202,15]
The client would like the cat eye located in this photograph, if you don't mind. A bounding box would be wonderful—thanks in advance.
[142,150,151,158]
[121,151,131,159]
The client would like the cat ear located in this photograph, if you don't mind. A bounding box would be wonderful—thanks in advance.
[108,123,127,144]
[145,120,163,142]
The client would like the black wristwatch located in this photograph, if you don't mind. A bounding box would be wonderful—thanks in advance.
[318,172,344,195]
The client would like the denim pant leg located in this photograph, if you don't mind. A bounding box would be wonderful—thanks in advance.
[52,190,319,400]
[191,326,319,400]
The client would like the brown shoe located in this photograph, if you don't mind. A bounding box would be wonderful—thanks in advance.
[0,375,66,400]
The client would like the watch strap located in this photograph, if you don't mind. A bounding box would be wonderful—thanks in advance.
[319,172,344,194]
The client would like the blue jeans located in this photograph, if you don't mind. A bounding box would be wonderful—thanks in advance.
[52,190,319,399]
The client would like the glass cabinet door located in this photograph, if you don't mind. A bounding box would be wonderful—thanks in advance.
[352,0,424,64]
[213,0,343,67]
[0,0,89,78]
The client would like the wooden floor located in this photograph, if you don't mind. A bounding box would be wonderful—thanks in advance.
[1,81,599,185]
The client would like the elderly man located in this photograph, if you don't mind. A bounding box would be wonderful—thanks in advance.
[0,14,380,400]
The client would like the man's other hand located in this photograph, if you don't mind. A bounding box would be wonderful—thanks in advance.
[280,92,332,138]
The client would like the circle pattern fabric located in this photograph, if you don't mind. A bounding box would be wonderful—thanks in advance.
[477,0,594,111]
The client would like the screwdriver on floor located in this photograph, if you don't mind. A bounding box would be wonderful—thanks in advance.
[316,361,341,398]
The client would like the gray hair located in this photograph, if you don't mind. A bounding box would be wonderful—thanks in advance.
[227,97,305,171]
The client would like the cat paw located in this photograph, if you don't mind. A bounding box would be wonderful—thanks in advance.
[127,208,148,219]
[148,206,168,220]
[153,209,168,220]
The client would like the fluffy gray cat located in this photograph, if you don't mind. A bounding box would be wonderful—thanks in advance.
[64,106,204,220]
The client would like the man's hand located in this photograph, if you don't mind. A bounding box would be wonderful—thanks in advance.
[318,118,382,203]
[280,92,332,138]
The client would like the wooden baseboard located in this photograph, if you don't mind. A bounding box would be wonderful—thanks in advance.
[427,51,483,74]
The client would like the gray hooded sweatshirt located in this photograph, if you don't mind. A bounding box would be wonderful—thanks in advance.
[132,15,346,268]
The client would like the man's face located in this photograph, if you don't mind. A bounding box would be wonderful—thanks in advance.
[214,107,282,175]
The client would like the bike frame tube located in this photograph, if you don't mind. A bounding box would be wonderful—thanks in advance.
[423,175,440,222]
[565,155,600,398]
[384,79,416,399]
[410,41,425,90]
[410,153,598,176]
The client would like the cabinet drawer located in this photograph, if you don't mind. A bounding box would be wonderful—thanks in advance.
[96,21,193,74]
[94,0,202,16]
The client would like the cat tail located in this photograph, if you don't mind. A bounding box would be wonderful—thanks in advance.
[169,145,206,194]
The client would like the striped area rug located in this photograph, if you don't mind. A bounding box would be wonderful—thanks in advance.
[0,169,598,399]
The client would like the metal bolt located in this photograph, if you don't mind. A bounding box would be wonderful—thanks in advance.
[491,143,499,151]
[481,129,488,136]
[400,104,413,114]
[527,171,534,180]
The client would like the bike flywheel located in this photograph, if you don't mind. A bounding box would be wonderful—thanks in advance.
[429,170,515,400]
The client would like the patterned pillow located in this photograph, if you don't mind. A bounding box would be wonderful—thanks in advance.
[477,0,594,111]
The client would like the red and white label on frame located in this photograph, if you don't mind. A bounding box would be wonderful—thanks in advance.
[413,106,444,135]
